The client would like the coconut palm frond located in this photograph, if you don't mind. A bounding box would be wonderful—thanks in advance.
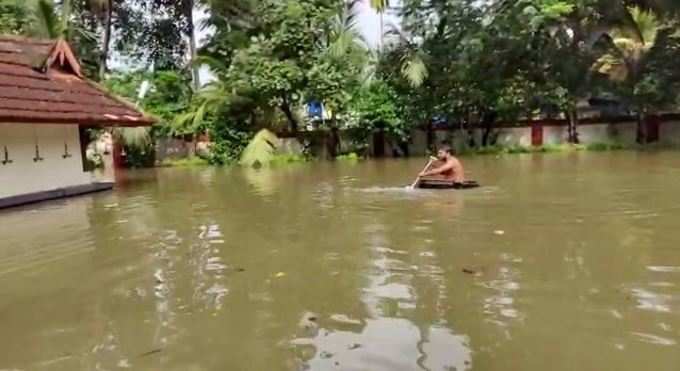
[369,0,389,13]
[594,53,629,81]
[115,127,151,148]
[30,0,61,38]
[239,129,281,167]
[400,52,428,88]
[360,51,378,85]
[326,0,367,58]
[173,101,208,134]
[193,55,229,72]
[596,6,661,82]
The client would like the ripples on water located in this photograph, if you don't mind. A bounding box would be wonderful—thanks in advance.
[1,154,680,370]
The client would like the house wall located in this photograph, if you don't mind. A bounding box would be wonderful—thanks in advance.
[660,121,680,146]
[0,123,92,199]
[494,127,533,147]
[576,122,638,145]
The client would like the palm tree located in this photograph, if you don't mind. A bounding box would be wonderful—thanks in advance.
[327,0,367,59]
[369,0,389,50]
[595,6,661,143]
[385,26,428,88]
[622,0,680,15]
[87,0,113,80]
[182,0,201,90]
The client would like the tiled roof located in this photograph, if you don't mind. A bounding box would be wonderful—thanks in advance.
[0,35,155,126]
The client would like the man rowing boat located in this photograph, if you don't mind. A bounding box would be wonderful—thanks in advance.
[419,146,465,183]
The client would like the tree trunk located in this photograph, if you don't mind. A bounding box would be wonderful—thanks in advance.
[327,124,340,160]
[481,111,497,147]
[98,0,113,81]
[636,111,647,144]
[566,108,580,144]
[280,99,299,134]
[425,122,434,153]
[186,0,200,90]
[379,12,384,51]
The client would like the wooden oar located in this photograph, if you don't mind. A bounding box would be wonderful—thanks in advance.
[410,156,437,189]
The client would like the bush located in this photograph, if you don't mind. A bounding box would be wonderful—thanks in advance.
[336,152,362,161]
[160,156,210,167]
[269,154,309,166]
[123,143,156,168]
[207,123,250,165]
[506,145,532,154]
[586,142,625,151]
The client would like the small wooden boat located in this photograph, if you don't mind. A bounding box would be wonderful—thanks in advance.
[417,179,480,189]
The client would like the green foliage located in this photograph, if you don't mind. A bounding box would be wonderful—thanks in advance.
[207,120,251,165]
[0,0,30,34]
[160,156,210,167]
[269,154,308,166]
[238,129,308,167]
[348,81,405,139]
[239,129,280,167]
[336,152,362,161]
[585,142,626,151]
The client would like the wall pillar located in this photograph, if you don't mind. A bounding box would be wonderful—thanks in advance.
[531,122,544,146]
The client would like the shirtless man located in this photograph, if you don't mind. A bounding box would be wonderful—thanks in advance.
[419,146,465,183]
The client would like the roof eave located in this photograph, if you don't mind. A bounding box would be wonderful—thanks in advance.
[0,116,156,127]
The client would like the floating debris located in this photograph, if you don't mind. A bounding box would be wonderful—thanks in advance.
[494,230,505,235]
[117,359,131,368]
[289,338,316,346]
[154,269,164,284]
[347,343,361,350]
[139,348,162,357]
[329,314,362,326]
[275,272,287,278]
[298,312,319,334]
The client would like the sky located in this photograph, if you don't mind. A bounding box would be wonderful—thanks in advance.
[355,0,401,48]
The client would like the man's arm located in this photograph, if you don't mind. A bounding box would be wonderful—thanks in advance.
[420,161,454,177]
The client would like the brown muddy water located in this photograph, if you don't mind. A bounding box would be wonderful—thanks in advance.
[1,152,680,371]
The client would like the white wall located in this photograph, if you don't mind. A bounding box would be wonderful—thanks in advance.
[660,121,680,146]
[577,122,638,145]
[0,123,92,199]
[496,127,532,147]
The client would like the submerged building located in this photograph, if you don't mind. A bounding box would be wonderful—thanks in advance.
[0,36,154,208]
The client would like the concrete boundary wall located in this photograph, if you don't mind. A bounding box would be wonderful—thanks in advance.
[157,119,680,162]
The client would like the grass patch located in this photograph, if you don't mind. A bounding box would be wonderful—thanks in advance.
[160,156,210,167]
[336,152,363,161]
[585,142,626,151]
[269,154,309,166]
[465,142,629,156]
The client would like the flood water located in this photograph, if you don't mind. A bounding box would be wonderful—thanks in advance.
[1,152,680,370]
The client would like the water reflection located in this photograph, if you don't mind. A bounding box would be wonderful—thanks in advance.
[289,212,472,370]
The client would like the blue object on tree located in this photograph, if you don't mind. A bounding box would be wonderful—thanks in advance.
[308,101,323,119]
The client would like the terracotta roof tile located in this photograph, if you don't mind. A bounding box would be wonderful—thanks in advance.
[0,35,154,126]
